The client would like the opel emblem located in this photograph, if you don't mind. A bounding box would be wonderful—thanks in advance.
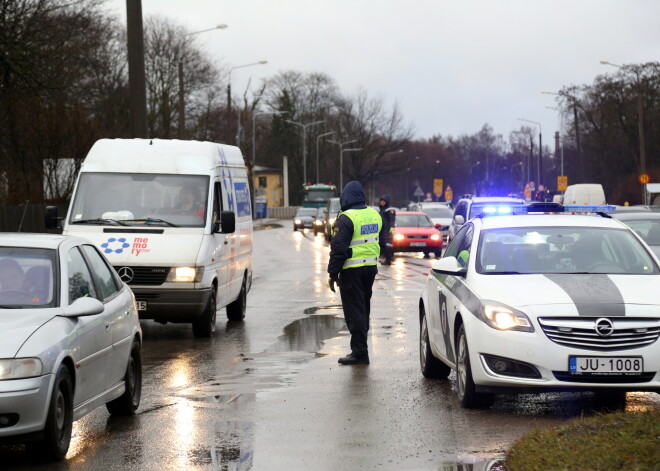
[595,318,614,337]
[117,266,134,283]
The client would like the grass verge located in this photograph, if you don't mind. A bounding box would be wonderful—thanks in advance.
[506,407,659,471]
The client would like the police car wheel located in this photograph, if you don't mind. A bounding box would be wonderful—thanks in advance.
[420,308,451,379]
[456,324,494,409]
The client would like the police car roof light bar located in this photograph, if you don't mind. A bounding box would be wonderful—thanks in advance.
[477,203,616,218]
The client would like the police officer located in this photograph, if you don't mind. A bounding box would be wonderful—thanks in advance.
[327,181,382,365]
[378,194,396,265]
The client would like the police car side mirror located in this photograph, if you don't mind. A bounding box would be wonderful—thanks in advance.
[432,256,466,277]
[453,214,465,225]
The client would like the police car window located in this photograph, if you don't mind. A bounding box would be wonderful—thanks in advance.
[445,223,472,259]
[477,226,657,275]
[455,201,467,218]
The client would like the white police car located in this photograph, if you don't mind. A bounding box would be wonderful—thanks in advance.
[419,202,660,408]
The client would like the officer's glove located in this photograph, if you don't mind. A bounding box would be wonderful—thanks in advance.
[328,275,340,293]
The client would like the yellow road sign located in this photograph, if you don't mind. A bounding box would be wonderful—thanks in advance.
[557,175,568,192]
[434,178,443,195]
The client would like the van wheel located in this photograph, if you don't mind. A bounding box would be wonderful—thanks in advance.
[106,338,142,415]
[192,286,217,337]
[39,364,73,461]
[226,278,246,321]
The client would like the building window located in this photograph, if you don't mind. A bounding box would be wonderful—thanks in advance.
[258,176,267,188]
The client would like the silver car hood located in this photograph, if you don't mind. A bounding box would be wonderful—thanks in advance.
[0,310,57,357]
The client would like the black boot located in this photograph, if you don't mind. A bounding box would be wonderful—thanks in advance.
[338,353,370,365]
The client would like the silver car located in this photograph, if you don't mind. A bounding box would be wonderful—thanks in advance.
[0,234,142,460]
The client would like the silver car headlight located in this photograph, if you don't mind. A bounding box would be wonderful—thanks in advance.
[479,300,534,332]
[166,267,204,283]
[0,358,43,380]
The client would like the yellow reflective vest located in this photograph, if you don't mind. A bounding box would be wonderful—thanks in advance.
[342,208,382,269]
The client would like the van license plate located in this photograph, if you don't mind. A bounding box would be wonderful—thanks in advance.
[136,301,147,311]
[569,356,643,375]
[410,242,426,247]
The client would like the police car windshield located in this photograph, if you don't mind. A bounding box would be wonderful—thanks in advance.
[397,214,434,228]
[69,173,209,228]
[476,226,658,275]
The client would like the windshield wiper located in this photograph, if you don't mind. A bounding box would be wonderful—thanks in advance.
[71,218,128,226]
[122,218,179,227]
[484,271,524,275]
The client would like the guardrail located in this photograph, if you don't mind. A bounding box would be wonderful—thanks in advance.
[266,206,299,219]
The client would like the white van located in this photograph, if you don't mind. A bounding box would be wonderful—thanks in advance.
[52,139,253,337]
[562,183,606,206]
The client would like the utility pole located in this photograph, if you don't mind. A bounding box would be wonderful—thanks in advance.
[126,0,147,138]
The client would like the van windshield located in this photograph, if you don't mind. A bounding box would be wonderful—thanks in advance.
[69,173,209,227]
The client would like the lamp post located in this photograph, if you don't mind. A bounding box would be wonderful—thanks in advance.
[600,60,647,203]
[315,131,335,183]
[471,160,481,195]
[541,90,582,181]
[227,60,268,142]
[518,118,542,186]
[286,119,325,184]
[327,140,358,190]
[178,24,228,138]
[545,106,564,176]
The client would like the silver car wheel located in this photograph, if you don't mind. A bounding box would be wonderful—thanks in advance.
[457,333,467,399]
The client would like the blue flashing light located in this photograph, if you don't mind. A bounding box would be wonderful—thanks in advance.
[477,202,616,217]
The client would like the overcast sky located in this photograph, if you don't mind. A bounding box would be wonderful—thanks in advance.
[107,0,660,146]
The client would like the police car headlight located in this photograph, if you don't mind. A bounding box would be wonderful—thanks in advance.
[167,267,204,283]
[394,233,405,241]
[479,301,534,332]
[430,234,441,241]
[0,358,42,379]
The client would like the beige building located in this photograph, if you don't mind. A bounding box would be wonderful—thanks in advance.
[253,165,283,207]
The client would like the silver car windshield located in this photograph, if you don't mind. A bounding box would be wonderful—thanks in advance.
[0,248,56,308]
[423,207,453,218]
[69,173,209,227]
[477,226,658,275]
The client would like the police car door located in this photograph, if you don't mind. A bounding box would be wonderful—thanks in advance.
[429,223,474,365]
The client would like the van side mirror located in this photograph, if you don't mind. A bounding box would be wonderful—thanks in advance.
[45,206,60,230]
[454,214,465,225]
[217,211,235,234]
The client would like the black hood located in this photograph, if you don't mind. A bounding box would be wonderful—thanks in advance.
[340,181,367,211]
[379,194,391,207]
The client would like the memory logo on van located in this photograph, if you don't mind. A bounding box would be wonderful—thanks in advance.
[101,237,130,254]
[131,237,150,256]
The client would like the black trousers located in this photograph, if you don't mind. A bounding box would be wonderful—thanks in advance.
[379,241,393,262]
[338,265,378,357]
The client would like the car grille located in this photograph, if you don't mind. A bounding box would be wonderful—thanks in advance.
[538,317,660,351]
[114,266,170,286]
[406,235,429,239]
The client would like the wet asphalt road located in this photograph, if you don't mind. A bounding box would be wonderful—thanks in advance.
[2,222,658,470]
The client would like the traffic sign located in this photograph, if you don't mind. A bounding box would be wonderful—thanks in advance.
[557,176,568,191]
[444,186,453,202]
[433,178,443,195]
[640,173,650,184]
[529,181,536,189]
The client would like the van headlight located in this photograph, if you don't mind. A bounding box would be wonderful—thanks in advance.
[166,267,204,283]
[0,358,42,380]
[479,301,534,332]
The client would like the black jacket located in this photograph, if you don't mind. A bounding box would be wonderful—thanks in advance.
[378,194,396,244]
[327,181,372,277]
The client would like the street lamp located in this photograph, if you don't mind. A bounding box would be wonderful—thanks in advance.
[316,131,335,183]
[546,106,564,176]
[286,119,325,184]
[252,110,287,167]
[327,140,358,190]
[178,24,228,137]
[518,118,542,186]
[600,60,647,203]
[541,90,582,180]
[227,60,268,142]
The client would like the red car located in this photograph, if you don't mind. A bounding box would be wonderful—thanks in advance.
[392,211,443,258]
